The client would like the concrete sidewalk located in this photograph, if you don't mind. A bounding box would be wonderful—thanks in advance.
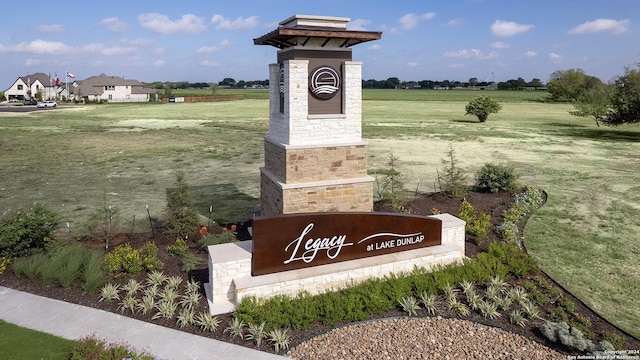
[0,286,287,360]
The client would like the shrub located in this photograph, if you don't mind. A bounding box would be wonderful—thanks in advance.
[167,238,188,256]
[465,96,502,122]
[181,252,201,273]
[104,242,163,275]
[371,152,407,209]
[268,328,291,353]
[475,163,519,193]
[0,204,60,258]
[162,171,201,239]
[399,296,420,316]
[198,232,237,248]
[437,145,468,198]
[69,335,154,360]
[0,256,10,275]
[540,321,597,352]
[458,200,491,243]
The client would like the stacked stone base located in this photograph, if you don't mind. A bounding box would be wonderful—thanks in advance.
[260,138,373,215]
[205,214,465,315]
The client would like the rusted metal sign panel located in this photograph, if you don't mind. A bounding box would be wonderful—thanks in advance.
[252,212,442,276]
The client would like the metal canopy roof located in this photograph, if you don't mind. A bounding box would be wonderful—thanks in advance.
[253,25,382,49]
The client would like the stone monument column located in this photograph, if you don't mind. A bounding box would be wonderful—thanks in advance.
[254,15,382,215]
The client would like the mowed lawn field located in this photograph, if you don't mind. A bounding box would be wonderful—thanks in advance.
[0,89,638,338]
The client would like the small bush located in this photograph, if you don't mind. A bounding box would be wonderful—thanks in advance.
[181,252,201,273]
[69,335,154,360]
[540,321,596,352]
[163,171,201,239]
[0,204,60,258]
[465,96,502,122]
[167,238,188,256]
[104,242,163,275]
[458,200,491,243]
[198,232,237,248]
[437,145,468,198]
[475,163,519,193]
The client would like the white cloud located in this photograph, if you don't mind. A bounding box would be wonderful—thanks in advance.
[200,60,221,67]
[407,62,418,67]
[368,44,382,51]
[0,39,70,54]
[139,13,206,34]
[548,52,564,63]
[121,38,153,47]
[490,41,510,49]
[197,39,230,53]
[443,49,498,60]
[568,18,629,35]
[154,60,165,67]
[36,24,64,33]
[82,43,136,56]
[491,20,534,37]
[211,15,259,30]
[100,17,128,32]
[448,63,464,68]
[348,18,372,31]
[25,58,40,66]
[444,18,463,27]
[523,51,537,58]
[399,12,435,30]
[153,47,166,55]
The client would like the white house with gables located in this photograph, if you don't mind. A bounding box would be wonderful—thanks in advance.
[3,72,64,102]
[71,73,156,103]
[3,72,155,103]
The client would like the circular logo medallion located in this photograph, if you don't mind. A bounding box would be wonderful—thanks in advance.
[309,66,340,100]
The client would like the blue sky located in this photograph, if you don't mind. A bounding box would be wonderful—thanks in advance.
[1,0,638,87]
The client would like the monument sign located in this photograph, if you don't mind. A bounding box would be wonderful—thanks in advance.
[254,15,382,216]
[252,213,442,275]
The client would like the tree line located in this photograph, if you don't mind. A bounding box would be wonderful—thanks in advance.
[143,62,639,126]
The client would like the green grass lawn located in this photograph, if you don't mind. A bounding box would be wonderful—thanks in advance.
[0,320,71,359]
[0,90,638,338]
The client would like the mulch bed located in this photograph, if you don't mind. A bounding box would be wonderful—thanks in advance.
[1,190,638,356]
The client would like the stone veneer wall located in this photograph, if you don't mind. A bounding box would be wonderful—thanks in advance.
[264,139,368,183]
[207,213,466,314]
[260,171,373,215]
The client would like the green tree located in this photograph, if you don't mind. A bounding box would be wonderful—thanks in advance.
[569,85,612,127]
[547,68,603,102]
[219,78,236,87]
[208,82,218,95]
[163,83,173,98]
[163,172,201,239]
[465,96,502,122]
[603,64,640,126]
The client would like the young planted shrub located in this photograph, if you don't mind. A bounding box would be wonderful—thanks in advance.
[167,238,188,256]
[475,163,519,193]
[163,171,201,239]
[437,145,468,198]
[0,204,60,258]
[458,200,491,243]
[104,242,163,275]
[371,152,407,209]
[539,321,606,352]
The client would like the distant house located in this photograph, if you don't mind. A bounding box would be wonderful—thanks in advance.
[71,73,156,103]
[3,72,64,102]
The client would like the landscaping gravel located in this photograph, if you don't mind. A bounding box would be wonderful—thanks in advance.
[286,316,564,360]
